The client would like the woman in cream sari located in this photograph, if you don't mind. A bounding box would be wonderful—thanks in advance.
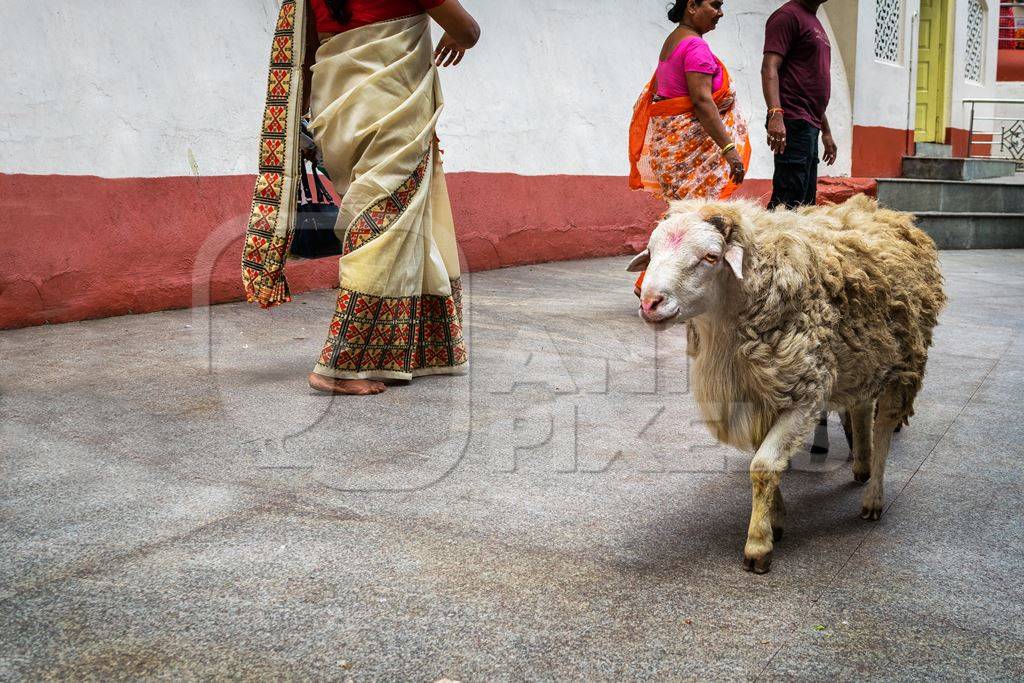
[242,0,480,395]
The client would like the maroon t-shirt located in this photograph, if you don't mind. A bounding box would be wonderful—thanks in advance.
[763,0,832,129]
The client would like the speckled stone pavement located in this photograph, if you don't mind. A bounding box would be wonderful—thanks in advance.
[2,251,1022,681]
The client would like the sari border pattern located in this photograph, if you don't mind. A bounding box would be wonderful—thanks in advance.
[316,279,468,377]
[242,0,302,308]
[343,150,431,256]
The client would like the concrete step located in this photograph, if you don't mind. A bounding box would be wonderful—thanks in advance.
[876,177,1024,214]
[914,142,954,158]
[901,156,1019,181]
[913,212,1024,249]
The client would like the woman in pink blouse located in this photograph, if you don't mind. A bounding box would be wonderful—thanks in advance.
[628,0,750,294]
[630,0,749,201]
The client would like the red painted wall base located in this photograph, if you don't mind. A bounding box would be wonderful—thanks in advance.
[1,173,874,330]
[943,127,997,158]
[852,125,913,178]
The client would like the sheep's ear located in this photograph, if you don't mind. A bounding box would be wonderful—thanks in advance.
[626,249,650,272]
[724,245,744,280]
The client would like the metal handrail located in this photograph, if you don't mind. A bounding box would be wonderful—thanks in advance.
[965,98,1024,167]
[962,98,1024,104]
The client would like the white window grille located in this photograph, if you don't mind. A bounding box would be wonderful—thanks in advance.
[874,0,903,62]
[965,0,986,82]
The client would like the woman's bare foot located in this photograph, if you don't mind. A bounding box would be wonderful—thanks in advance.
[308,372,387,395]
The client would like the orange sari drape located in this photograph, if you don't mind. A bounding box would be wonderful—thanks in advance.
[628,60,751,201]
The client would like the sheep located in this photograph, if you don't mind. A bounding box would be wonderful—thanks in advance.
[627,195,946,574]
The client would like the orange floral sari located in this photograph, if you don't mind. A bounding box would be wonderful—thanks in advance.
[628,60,750,201]
[628,60,750,291]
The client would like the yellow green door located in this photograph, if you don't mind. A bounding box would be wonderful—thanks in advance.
[916,0,949,142]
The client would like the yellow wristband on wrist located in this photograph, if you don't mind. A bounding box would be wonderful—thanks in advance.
[720,142,736,156]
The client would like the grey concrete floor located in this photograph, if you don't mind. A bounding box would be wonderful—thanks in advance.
[1,251,1023,681]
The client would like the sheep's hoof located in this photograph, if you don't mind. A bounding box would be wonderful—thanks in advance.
[853,470,870,484]
[772,526,784,542]
[742,552,773,574]
[860,505,883,521]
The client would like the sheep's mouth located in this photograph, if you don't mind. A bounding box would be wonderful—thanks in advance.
[640,309,681,330]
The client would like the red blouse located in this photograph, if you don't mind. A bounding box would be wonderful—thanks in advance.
[311,0,445,34]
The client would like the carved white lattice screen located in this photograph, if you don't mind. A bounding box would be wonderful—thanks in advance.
[965,0,986,82]
[874,0,903,62]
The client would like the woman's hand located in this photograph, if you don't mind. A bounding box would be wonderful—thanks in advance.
[434,33,468,67]
[725,148,745,184]
[428,0,480,64]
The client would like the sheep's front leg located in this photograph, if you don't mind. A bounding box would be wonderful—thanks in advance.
[770,485,785,542]
[744,409,813,574]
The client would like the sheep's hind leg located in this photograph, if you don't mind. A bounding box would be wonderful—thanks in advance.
[861,391,901,521]
[841,410,854,452]
[744,409,813,574]
[850,402,874,484]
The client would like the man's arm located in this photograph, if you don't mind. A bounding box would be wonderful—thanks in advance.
[820,114,837,165]
[761,53,783,111]
[761,53,787,155]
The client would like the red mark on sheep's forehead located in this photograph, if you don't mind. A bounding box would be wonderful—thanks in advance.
[666,229,688,250]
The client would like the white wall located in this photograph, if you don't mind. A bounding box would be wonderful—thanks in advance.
[993,81,1024,155]
[3,0,854,179]
[0,0,281,178]
[847,0,921,132]
[828,0,860,94]
[441,0,853,178]
[947,0,1002,131]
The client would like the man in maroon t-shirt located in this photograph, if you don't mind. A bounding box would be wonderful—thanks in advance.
[763,0,843,455]
[761,0,836,209]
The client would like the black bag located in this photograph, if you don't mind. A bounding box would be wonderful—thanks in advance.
[290,163,343,259]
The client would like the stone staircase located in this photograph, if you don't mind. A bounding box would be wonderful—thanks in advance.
[876,144,1024,249]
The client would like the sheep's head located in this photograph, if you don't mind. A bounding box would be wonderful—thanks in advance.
[627,202,745,326]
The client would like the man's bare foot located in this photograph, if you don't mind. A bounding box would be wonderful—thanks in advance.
[308,372,387,395]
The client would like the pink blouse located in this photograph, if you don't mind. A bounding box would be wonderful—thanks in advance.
[655,36,724,99]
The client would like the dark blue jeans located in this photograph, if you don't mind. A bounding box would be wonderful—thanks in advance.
[768,118,820,209]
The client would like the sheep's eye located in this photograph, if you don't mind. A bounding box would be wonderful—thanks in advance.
[703,253,720,265]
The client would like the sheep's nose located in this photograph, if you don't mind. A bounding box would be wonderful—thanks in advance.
[641,294,665,314]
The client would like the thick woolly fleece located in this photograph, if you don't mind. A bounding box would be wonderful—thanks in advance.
[680,195,947,453]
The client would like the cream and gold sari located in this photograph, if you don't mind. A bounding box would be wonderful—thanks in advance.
[242,0,467,381]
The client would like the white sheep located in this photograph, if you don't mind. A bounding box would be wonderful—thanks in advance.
[628,195,946,573]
